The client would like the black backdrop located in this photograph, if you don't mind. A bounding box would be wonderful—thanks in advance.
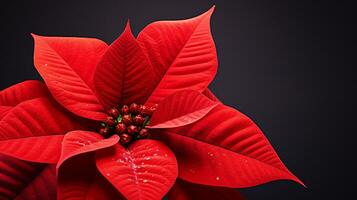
[0,1,351,199]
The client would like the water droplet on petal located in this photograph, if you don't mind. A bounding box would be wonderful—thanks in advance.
[44,63,48,67]
[216,176,220,181]
[143,179,148,183]
[106,173,111,177]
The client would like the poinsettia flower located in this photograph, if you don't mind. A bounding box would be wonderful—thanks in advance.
[0,7,303,200]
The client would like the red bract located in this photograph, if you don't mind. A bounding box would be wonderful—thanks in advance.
[0,6,303,200]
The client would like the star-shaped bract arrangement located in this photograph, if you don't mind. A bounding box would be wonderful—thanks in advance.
[0,7,303,200]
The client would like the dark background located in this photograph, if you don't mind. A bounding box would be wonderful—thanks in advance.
[0,0,351,199]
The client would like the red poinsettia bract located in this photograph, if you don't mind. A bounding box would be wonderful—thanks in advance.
[0,7,303,200]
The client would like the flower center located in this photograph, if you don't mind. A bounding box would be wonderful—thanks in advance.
[99,103,157,146]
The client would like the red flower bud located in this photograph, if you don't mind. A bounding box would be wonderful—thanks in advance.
[115,123,126,134]
[129,103,139,114]
[120,133,132,145]
[122,114,132,125]
[108,108,120,118]
[127,125,138,135]
[99,127,110,137]
[138,128,149,138]
[133,115,145,125]
[141,105,155,116]
[121,105,129,115]
[105,116,116,127]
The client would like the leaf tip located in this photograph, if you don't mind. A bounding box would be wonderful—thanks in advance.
[123,19,133,35]
[30,33,39,39]
[205,5,216,17]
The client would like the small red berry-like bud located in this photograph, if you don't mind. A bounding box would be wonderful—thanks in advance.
[141,106,155,116]
[129,103,139,114]
[138,105,145,113]
[99,127,110,137]
[115,123,126,134]
[127,125,138,135]
[122,114,132,125]
[120,133,132,145]
[133,115,145,125]
[139,105,149,116]
[105,116,116,127]
[138,128,149,138]
[108,108,120,118]
[121,105,129,115]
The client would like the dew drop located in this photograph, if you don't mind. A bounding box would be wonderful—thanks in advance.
[44,63,48,67]
[216,176,220,181]
[153,153,158,156]
[143,179,148,183]
[106,173,111,177]
[208,152,214,157]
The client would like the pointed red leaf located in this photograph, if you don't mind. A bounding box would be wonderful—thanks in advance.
[94,22,155,109]
[58,154,125,200]
[0,98,84,163]
[153,104,303,188]
[32,34,108,120]
[57,131,119,169]
[95,139,178,200]
[0,154,56,199]
[148,90,218,129]
[137,7,218,105]
[0,80,50,120]
[168,179,245,200]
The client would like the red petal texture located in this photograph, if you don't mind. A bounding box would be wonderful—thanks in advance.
[32,34,107,120]
[0,80,49,120]
[202,88,221,103]
[58,154,125,200]
[94,22,155,109]
[0,154,56,199]
[148,90,218,129]
[0,106,11,120]
[137,7,218,105]
[0,80,49,107]
[96,139,178,200]
[0,98,84,163]
[15,165,57,200]
[0,135,64,164]
[57,131,119,168]
[154,104,303,188]
[168,179,245,200]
